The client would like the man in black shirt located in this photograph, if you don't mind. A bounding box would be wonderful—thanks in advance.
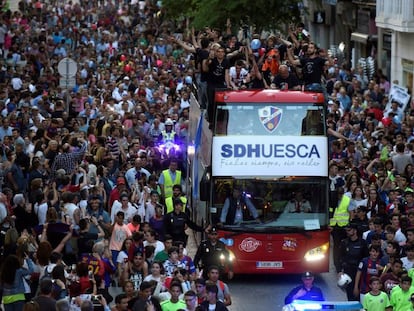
[77,217,105,256]
[272,64,300,90]
[287,41,327,86]
[337,222,369,301]
[194,226,233,279]
[203,46,230,122]
[163,199,207,246]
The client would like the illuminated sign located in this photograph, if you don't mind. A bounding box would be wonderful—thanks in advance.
[212,136,328,176]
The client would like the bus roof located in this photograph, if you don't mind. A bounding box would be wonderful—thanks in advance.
[215,89,325,104]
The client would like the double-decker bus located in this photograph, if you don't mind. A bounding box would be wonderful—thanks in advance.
[188,89,330,274]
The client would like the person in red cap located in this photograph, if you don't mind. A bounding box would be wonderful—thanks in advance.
[108,177,128,212]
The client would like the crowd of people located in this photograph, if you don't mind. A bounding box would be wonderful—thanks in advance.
[0,0,411,310]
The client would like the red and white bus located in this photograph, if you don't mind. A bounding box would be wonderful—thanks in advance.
[189,89,330,274]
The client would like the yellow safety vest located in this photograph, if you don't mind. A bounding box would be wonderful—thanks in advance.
[329,195,350,227]
[162,169,181,198]
[165,196,188,213]
[162,130,176,142]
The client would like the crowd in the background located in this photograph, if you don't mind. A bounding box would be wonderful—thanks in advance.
[0,0,411,310]
[0,1,239,311]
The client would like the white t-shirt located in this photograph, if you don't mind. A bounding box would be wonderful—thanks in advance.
[145,201,156,222]
[64,202,79,225]
[229,66,249,86]
[35,202,48,225]
[143,240,165,257]
[401,256,414,270]
[0,202,8,227]
[116,250,129,265]
[395,228,407,244]
[110,201,138,224]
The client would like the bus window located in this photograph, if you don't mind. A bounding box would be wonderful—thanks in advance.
[215,108,228,135]
[301,109,324,135]
[212,178,328,230]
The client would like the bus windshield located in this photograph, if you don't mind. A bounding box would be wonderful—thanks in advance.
[213,177,329,232]
[215,102,325,136]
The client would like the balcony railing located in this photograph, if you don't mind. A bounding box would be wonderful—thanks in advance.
[376,0,414,32]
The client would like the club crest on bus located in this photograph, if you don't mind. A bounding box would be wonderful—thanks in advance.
[258,106,282,133]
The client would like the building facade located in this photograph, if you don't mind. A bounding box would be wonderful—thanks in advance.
[376,0,414,94]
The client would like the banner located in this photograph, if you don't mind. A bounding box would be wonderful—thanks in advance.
[212,136,328,177]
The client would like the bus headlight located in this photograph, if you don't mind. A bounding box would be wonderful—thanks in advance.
[220,251,235,262]
[304,243,329,262]
[228,250,235,262]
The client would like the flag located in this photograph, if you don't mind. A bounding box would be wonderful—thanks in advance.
[192,112,203,198]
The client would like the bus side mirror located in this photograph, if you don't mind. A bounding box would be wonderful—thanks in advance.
[200,166,211,201]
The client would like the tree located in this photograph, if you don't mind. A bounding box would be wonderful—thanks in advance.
[162,0,304,33]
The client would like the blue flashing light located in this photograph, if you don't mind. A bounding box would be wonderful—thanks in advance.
[219,238,234,247]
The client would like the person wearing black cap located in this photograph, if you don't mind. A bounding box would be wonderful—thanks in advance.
[337,222,369,301]
[163,198,209,246]
[194,226,233,280]
[352,205,369,235]
[284,271,324,305]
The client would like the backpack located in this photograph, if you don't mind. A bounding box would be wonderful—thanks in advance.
[218,280,225,291]
[40,265,53,282]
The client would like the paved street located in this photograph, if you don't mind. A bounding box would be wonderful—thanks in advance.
[109,230,347,310]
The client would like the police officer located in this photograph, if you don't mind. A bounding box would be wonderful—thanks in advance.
[163,199,207,246]
[165,184,188,214]
[329,187,350,273]
[194,226,233,280]
[158,158,182,201]
[337,222,369,301]
[284,272,324,305]
[159,118,178,144]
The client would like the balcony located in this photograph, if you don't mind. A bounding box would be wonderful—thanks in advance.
[376,0,414,32]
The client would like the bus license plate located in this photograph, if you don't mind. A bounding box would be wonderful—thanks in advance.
[256,261,283,269]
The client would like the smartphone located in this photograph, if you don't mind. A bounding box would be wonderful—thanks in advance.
[92,295,101,301]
